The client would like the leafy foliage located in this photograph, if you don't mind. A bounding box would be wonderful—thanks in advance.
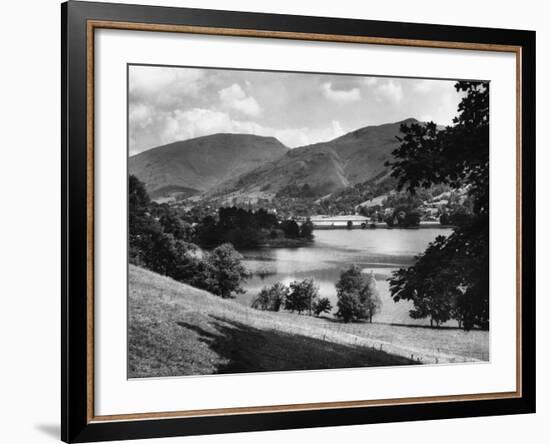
[278,219,301,238]
[194,207,312,248]
[387,81,489,330]
[335,266,381,323]
[285,279,320,315]
[129,175,248,299]
[312,297,333,317]
[251,282,289,311]
[202,244,248,299]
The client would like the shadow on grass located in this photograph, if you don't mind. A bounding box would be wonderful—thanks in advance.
[386,322,486,332]
[177,315,415,375]
[318,316,483,332]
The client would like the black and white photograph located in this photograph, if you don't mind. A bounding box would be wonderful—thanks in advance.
[127,65,490,378]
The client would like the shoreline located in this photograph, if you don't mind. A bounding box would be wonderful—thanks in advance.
[313,224,455,230]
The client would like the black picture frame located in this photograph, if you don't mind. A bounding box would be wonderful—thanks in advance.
[61,1,536,442]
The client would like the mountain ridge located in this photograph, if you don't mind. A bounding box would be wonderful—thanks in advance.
[129,118,420,201]
[210,118,418,200]
[129,133,289,198]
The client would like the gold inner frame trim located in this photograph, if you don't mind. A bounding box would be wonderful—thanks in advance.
[86,19,523,423]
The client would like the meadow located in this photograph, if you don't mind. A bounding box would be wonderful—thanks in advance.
[129,265,488,378]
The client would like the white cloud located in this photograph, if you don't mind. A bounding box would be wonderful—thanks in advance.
[218,83,261,116]
[419,114,434,122]
[321,82,361,104]
[413,80,433,94]
[270,122,344,148]
[331,120,345,138]
[129,66,205,103]
[129,103,152,129]
[362,77,379,87]
[149,107,347,150]
[374,80,403,104]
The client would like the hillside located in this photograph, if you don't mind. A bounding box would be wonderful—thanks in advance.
[129,265,488,378]
[128,265,415,378]
[129,133,289,199]
[212,118,417,200]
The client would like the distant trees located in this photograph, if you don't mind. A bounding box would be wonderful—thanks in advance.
[279,220,300,238]
[251,279,329,317]
[195,207,313,248]
[251,282,288,311]
[439,206,473,226]
[276,182,318,198]
[300,218,314,239]
[335,266,381,323]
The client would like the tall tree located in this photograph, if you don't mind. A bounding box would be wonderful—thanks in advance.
[387,81,489,330]
[335,266,381,323]
[204,243,248,299]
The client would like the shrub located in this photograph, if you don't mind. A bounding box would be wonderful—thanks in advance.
[312,297,333,316]
[251,282,289,311]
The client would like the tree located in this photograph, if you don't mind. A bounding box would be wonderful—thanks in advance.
[280,220,300,238]
[285,279,319,315]
[335,266,381,323]
[251,282,288,311]
[386,81,489,330]
[128,174,177,273]
[300,218,314,239]
[204,243,248,299]
[154,205,193,241]
[312,297,333,316]
[402,210,420,227]
[335,291,363,323]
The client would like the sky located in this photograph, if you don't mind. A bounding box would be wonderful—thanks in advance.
[128,64,464,156]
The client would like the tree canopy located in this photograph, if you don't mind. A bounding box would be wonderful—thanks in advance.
[335,266,381,323]
[128,175,248,300]
[387,81,489,330]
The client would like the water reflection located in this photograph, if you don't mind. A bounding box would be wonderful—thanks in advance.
[239,228,453,326]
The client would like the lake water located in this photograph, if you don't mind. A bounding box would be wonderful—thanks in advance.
[238,228,454,326]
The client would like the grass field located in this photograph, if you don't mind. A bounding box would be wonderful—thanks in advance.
[128,265,488,378]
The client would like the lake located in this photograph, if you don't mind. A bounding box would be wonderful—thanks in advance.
[239,228,454,326]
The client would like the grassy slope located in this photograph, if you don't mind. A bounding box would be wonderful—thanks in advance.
[129,265,415,378]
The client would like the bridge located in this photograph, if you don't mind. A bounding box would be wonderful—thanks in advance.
[308,215,371,229]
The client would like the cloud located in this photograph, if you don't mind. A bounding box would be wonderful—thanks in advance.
[321,82,361,104]
[374,80,403,104]
[413,80,434,94]
[330,120,345,138]
[129,103,152,129]
[129,66,205,108]
[419,114,434,122]
[362,77,379,87]
[269,120,345,147]
[139,107,348,152]
[128,66,461,155]
[218,83,261,116]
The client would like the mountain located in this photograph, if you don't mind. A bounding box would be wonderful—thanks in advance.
[129,134,289,199]
[212,118,417,200]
